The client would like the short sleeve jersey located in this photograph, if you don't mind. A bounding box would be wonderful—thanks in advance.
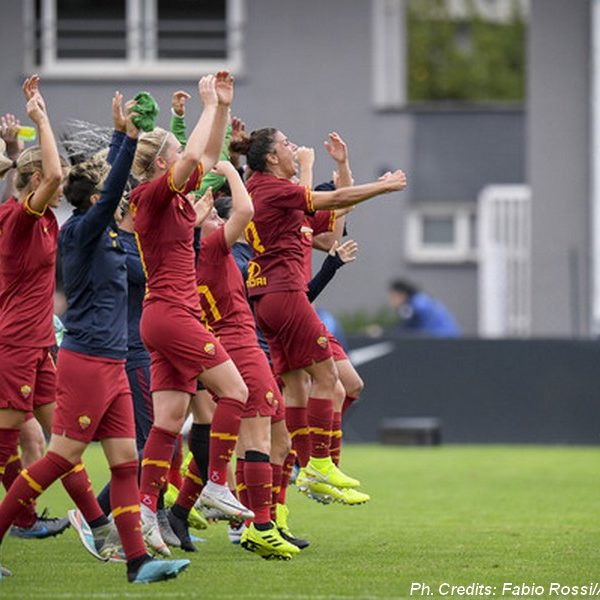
[130,165,204,315]
[197,227,258,348]
[244,171,314,297]
[0,197,57,348]
[301,210,336,283]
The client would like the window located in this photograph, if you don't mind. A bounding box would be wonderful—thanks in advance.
[405,203,477,263]
[24,0,244,79]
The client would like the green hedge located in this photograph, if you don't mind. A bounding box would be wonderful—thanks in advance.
[407,0,526,102]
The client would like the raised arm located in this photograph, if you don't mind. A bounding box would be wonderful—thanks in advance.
[22,75,62,214]
[107,91,127,166]
[170,89,191,147]
[199,71,234,174]
[311,170,407,211]
[75,101,139,246]
[296,147,315,188]
[170,75,219,191]
[324,132,353,188]
[0,113,24,204]
[216,161,254,247]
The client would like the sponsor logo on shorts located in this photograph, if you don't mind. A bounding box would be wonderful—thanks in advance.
[19,385,32,398]
[317,335,329,349]
[78,415,92,430]
[246,261,267,288]
[204,342,216,356]
[265,390,274,403]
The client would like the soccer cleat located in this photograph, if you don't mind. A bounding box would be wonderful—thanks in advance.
[289,462,299,485]
[275,503,310,550]
[0,564,12,578]
[227,520,246,544]
[10,508,70,539]
[68,509,108,562]
[338,487,370,505]
[166,509,197,552]
[198,481,254,521]
[200,505,230,521]
[129,558,190,584]
[157,508,181,548]
[164,483,208,531]
[240,523,300,560]
[296,468,333,504]
[305,457,360,488]
[141,505,170,557]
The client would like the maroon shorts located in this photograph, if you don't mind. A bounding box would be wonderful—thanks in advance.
[254,291,332,376]
[328,332,348,362]
[0,345,56,412]
[141,301,230,395]
[224,343,279,419]
[52,348,135,443]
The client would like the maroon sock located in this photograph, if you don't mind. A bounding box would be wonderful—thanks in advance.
[270,463,282,521]
[235,458,249,508]
[0,428,20,481]
[61,463,105,524]
[278,450,296,505]
[342,394,358,417]
[208,398,244,485]
[285,407,310,467]
[0,451,73,541]
[330,411,343,466]
[307,397,333,459]
[3,454,36,529]
[244,457,272,525]
[168,434,184,489]
[140,426,178,511]
[110,460,146,561]
[175,458,204,513]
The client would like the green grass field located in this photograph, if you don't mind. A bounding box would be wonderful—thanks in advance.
[1,444,599,599]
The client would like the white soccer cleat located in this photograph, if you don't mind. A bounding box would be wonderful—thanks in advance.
[198,481,254,520]
[141,505,171,557]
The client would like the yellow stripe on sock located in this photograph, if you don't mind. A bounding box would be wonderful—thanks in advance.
[309,427,333,436]
[209,432,238,441]
[332,430,343,439]
[289,427,310,439]
[112,504,141,518]
[6,454,20,465]
[0,467,5,476]
[185,469,204,486]
[60,462,85,478]
[236,483,247,493]
[141,459,171,468]
[21,469,43,494]
[272,485,281,494]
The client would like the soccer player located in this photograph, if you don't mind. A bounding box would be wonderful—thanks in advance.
[130,72,252,555]
[168,163,299,560]
[0,90,189,584]
[231,128,406,503]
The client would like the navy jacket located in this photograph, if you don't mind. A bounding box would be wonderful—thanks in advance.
[60,134,137,359]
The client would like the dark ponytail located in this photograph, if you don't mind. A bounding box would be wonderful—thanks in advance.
[230,127,277,173]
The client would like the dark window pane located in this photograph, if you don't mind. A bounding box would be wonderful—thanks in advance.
[422,216,455,245]
[157,0,227,59]
[55,0,126,60]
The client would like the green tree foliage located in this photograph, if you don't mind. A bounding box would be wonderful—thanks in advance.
[407,0,526,102]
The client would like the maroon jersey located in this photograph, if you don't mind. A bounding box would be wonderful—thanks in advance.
[301,210,336,283]
[245,171,314,297]
[0,196,57,347]
[197,226,258,348]
[130,165,203,315]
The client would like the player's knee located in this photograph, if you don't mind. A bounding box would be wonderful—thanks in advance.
[345,374,364,398]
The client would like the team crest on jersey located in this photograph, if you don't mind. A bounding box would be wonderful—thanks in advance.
[300,225,313,241]
[265,390,274,403]
[203,342,216,356]
[78,415,92,430]
[19,384,32,398]
[317,336,329,349]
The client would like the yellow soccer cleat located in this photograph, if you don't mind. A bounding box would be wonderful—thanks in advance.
[275,503,310,550]
[240,523,300,561]
[305,457,360,488]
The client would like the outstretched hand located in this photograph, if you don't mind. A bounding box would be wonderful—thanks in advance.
[22,75,48,124]
[112,91,126,132]
[199,75,217,108]
[324,132,348,164]
[172,90,191,117]
[0,114,21,144]
[215,71,234,106]
[330,239,358,263]
[379,169,407,192]
[124,99,141,139]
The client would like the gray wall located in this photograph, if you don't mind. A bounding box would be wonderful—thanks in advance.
[528,0,591,336]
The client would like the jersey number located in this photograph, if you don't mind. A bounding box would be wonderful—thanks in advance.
[197,285,222,323]
[244,221,265,254]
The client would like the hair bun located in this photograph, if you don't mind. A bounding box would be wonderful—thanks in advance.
[229,135,251,156]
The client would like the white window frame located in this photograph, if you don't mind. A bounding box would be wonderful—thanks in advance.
[24,0,245,80]
[405,203,477,263]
